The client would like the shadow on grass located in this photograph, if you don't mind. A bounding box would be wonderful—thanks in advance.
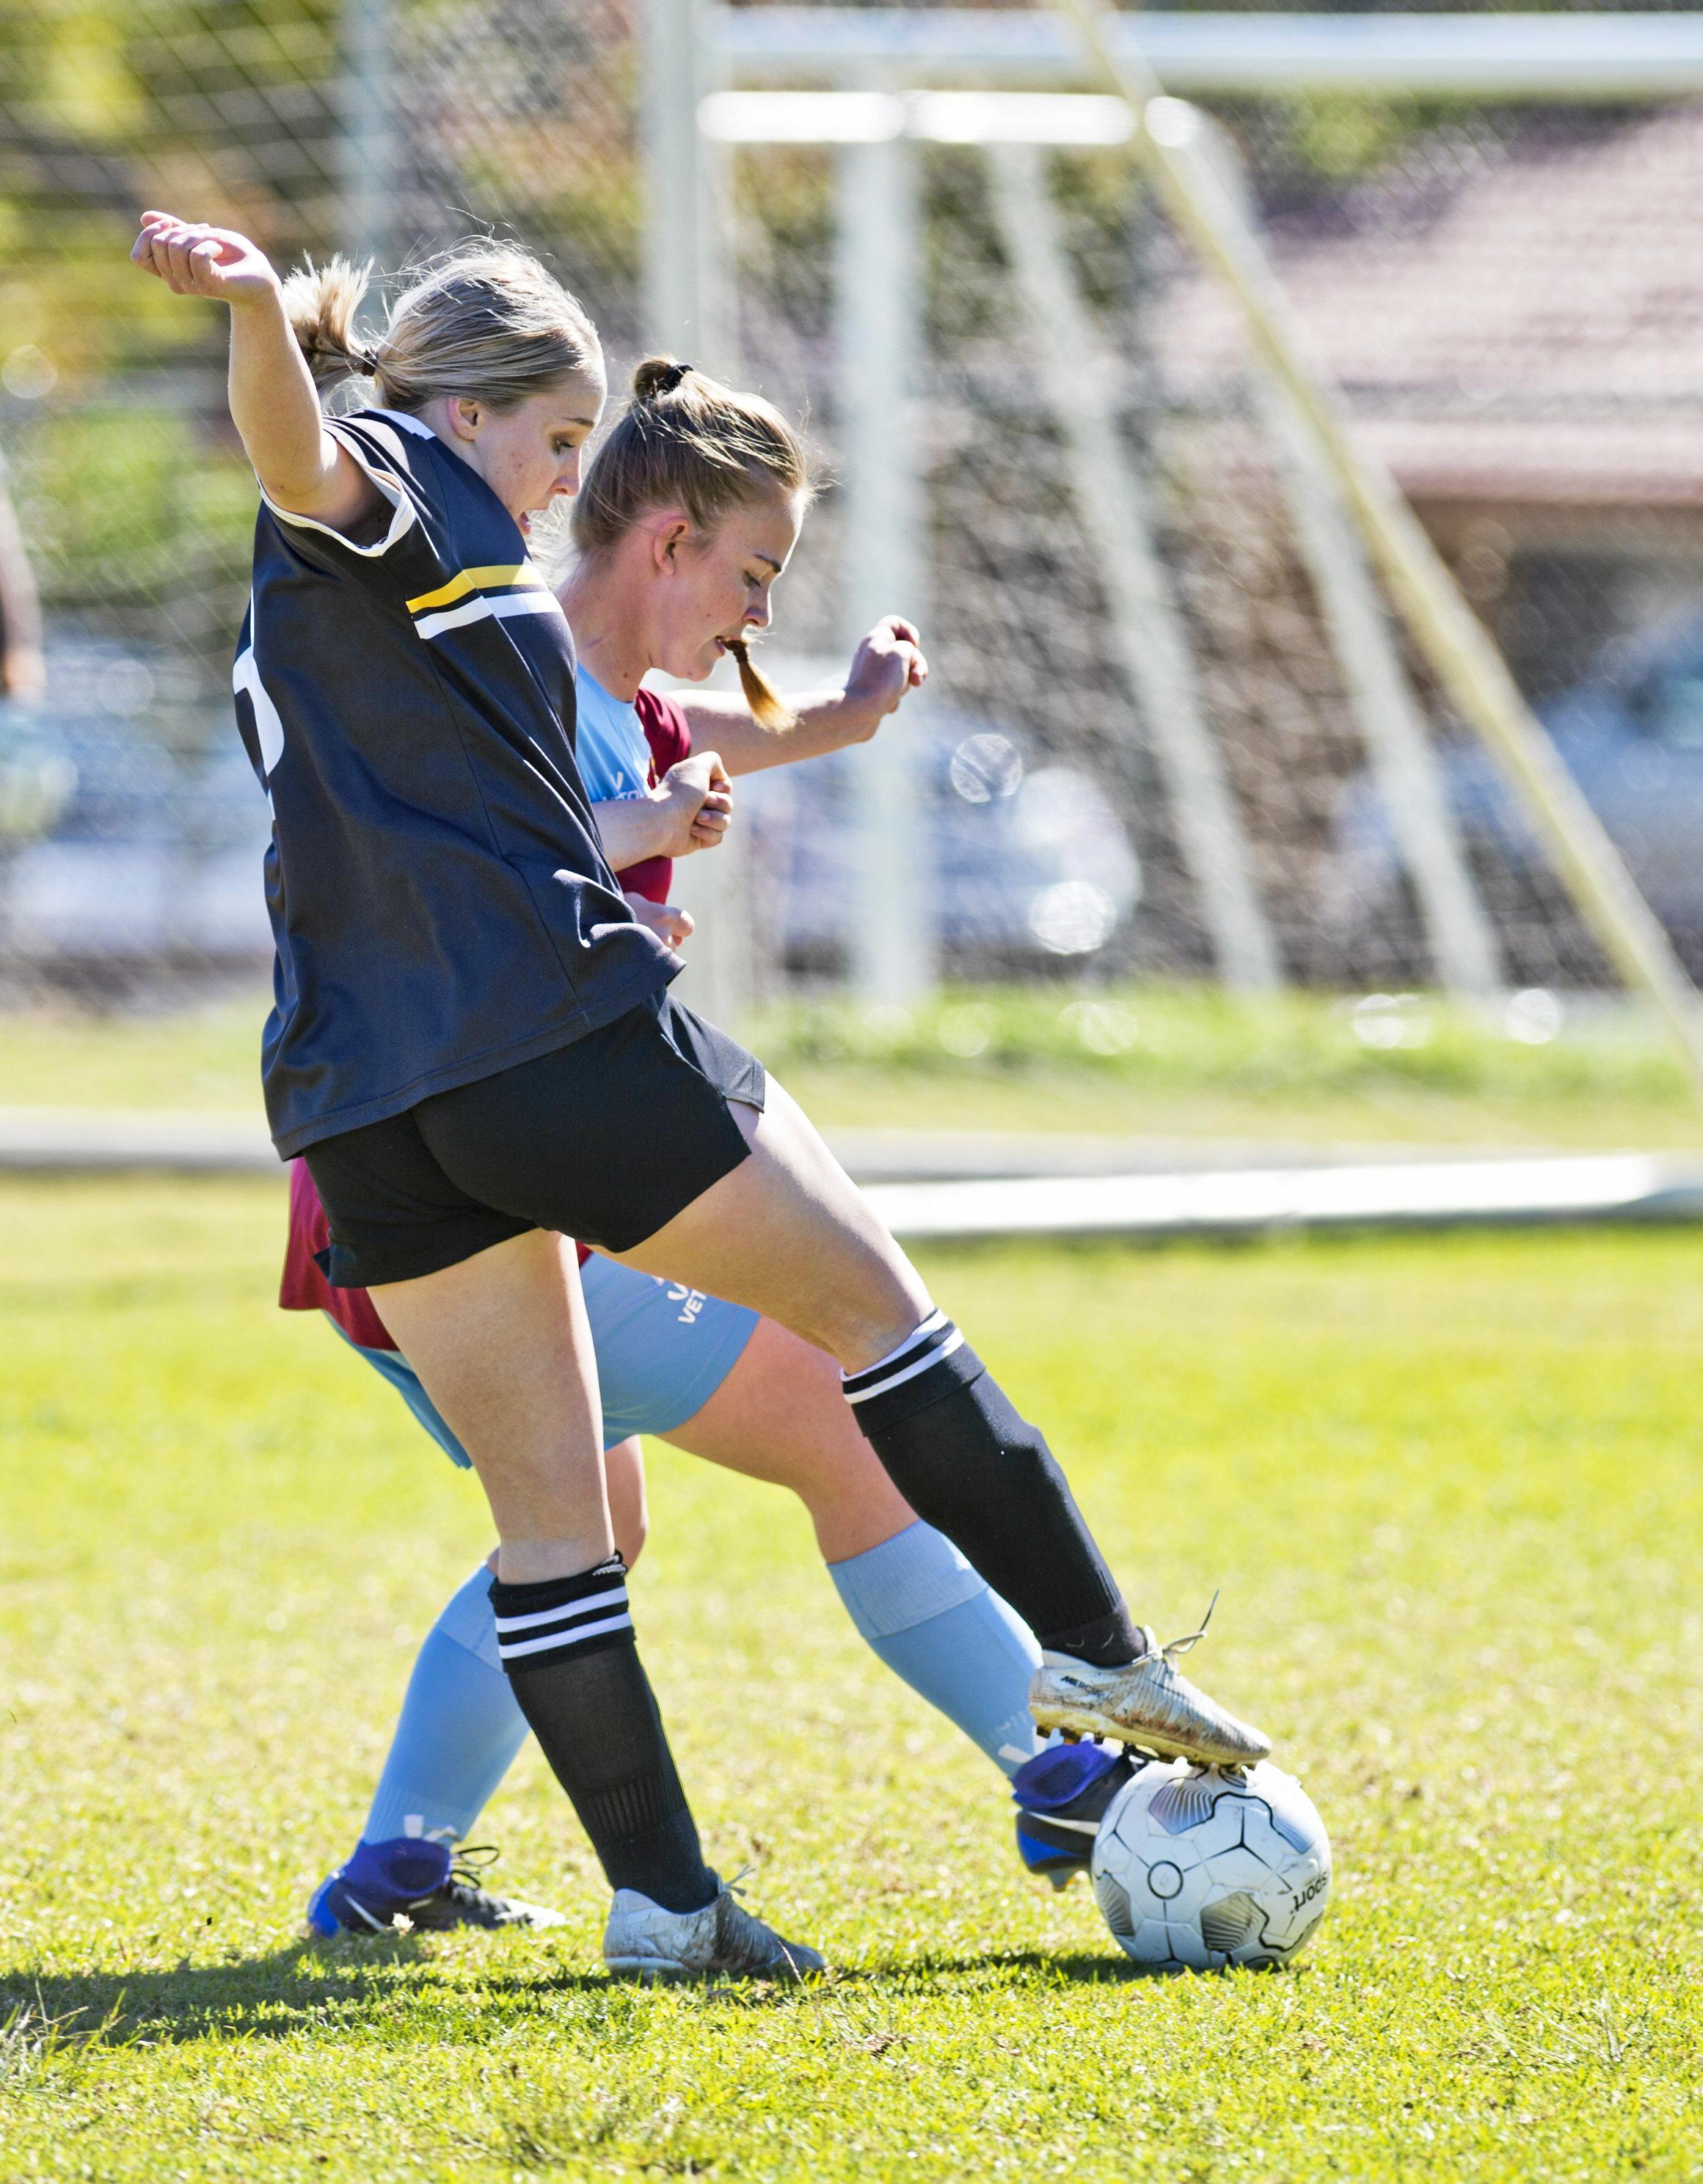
[1,1941,1154,2050]
[0,1940,618,2048]
[878,1949,1147,1987]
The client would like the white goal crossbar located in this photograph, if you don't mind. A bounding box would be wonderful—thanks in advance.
[712,10,1703,98]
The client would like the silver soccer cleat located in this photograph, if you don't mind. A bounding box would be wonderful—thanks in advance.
[1029,1601,1271,1768]
[602,1880,825,1983]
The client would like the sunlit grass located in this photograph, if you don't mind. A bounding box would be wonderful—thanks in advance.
[2,1177,1700,2178]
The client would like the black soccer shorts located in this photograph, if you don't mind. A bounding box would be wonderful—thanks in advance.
[302,989,765,1289]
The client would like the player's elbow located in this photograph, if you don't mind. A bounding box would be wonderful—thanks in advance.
[254,437,376,533]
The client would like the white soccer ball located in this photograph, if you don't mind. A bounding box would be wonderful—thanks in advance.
[1090,1758,1331,1972]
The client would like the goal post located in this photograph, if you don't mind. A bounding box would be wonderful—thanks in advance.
[1193,112,1504,1006]
[986,139,1281,994]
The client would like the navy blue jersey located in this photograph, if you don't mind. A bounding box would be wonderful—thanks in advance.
[231,407,676,1158]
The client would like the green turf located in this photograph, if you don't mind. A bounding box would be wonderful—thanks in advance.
[3,1177,1701,2180]
[6,986,1703,1148]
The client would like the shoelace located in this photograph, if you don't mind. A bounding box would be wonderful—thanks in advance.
[442,1842,503,1903]
[1159,1590,1220,1664]
[715,1866,809,1976]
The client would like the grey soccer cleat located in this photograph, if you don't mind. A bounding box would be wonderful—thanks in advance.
[602,1880,825,1983]
[1029,1602,1271,1768]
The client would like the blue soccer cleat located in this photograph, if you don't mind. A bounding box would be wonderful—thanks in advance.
[1012,1741,1136,1890]
[306,1837,565,1936]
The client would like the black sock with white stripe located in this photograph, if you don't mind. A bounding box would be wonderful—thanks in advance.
[489,1557,718,1914]
[843,1313,1141,1668]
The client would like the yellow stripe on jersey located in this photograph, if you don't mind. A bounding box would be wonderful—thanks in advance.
[405,564,545,615]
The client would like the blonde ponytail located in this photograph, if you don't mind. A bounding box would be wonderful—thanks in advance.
[281,256,381,395]
[282,241,600,415]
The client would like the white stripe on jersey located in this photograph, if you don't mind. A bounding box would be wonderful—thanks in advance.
[413,589,566,644]
[233,626,285,779]
[367,407,436,440]
[349,415,428,470]
[262,473,417,560]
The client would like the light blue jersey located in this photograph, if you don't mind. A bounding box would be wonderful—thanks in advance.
[338,1251,758,1463]
[575,667,654,806]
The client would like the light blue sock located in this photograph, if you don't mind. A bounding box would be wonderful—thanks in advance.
[828,1521,1041,1777]
[360,1565,530,1846]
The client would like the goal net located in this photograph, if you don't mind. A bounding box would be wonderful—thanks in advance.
[2,0,1699,1055]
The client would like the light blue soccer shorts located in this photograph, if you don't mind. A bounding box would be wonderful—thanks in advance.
[337,1253,759,1466]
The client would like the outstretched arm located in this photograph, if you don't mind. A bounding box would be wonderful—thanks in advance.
[130,212,379,534]
[678,616,927,778]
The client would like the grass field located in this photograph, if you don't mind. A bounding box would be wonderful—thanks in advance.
[4,1174,1702,2180]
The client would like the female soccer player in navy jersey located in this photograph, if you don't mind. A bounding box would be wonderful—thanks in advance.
[134,214,1268,1981]
[293,624,1060,1936]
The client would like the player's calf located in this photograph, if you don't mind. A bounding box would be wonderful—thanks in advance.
[845,1314,1272,1769]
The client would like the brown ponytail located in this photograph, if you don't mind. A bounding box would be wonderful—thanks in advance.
[574,357,816,732]
[722,636,793,732]
[631,356,695,404]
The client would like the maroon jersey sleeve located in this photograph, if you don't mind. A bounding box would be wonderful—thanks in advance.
[280,1158,400,1350]
[618,686,694,906]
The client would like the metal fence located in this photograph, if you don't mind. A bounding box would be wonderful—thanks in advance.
[6,0,1703,1028]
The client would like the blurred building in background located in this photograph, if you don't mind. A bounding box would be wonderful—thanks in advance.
[4,0,1703,1010]
[1168,100,1703,547]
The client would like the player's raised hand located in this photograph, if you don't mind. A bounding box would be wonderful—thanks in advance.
[131,213,280,307]
[843,616,928,727]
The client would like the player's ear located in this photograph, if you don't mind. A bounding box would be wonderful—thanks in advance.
[447,397,481,443]
[652,513,693,574]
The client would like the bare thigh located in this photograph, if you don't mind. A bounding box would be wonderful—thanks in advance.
[660,1315,916,1562]
[371,1228,612,1584]
[613,1079,933,1373]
